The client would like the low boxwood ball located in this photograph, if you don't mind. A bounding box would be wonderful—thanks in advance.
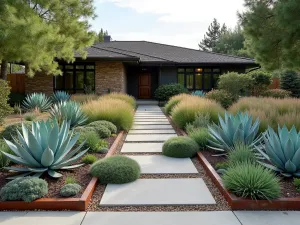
[162,136,199,158]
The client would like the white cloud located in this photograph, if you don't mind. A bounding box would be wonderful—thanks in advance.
[100,0,244,27]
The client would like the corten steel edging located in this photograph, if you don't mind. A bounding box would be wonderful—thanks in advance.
[197,152,300,210]
[0,131,125,211]
[177,124,300,210]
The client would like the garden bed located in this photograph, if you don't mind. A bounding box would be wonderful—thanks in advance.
[0,131,125,211]
[198,151,300,210]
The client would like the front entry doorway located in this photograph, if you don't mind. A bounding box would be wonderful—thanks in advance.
[138,73,151,99]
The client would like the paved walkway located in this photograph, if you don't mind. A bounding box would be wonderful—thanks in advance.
[1,103,300,224]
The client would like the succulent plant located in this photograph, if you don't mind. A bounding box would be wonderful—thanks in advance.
[49,101,88,128]
[22,93,52,112]
[52,91,71,103]
[208,112,262,153]
[191,90,206,97]
[255,125,300,177]
[1,120,88,179]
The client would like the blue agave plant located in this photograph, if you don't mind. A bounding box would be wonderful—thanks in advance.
[255,125,300,177]
[1,120,88,179]
[208,112,262,153]
[49,101,88,128]
[191,90,206,97]
[52,91,71,103]
[22,93,52,112]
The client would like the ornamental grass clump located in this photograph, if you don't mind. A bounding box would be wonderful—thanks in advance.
[229,97,300,132]
[208,112,262,153]
[89,155,140,184]
[0,177,48,202]
[162,136,199,158]
[223,162,280,200]
[1,120,88,179]
[22,93,52,112]
[71,94,99,104]
[101,92,136,109]
[188,128,210,150]
[82,154,97,164]
[228,143,257,165]
[49,101,88,128]
[171,97,224,129]
[82,98,134,131]
[255,125,300,177]
[164,93,190,115]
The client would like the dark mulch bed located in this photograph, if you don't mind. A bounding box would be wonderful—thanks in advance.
[202,150,300,199]
[0,135,117,200]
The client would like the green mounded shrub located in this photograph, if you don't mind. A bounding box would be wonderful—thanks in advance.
[100,93,136,109]
[88,120,117,134]
[0,80,13,124]
[89,155,141,184]
[261,89,291,99]
[60,183,81,197]
[0,177,48,202]
[154,84,188,101]
[65,176,77,184]
[0,140,13,168]
[8,92,26,106]
[188,128,210,150]
[206,89,235,109]
[171,96,224,129]
[280,70,300,97]
[247,70,272,96]
[90,124,111,138]
[76,129,101,153]
[162,136,199,158]
[82,98,134,131]
[223,162,280,200]
[0,121,32,141]
[164,94,190,115]
[82,154,97,164]
[218,72,253,97]
[228,144,257,165]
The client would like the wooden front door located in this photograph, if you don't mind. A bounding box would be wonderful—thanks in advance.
[138,73,151,99]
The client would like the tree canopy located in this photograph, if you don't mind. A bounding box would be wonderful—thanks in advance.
[0,0,96,79]
[239,0,300,71]
[94,28,109,43]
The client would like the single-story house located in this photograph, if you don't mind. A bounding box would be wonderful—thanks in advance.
[25,37,257,99]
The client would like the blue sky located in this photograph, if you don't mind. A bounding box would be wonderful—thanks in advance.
[90,0,245,49]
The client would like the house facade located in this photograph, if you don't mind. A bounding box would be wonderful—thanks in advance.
[25,39,257,99]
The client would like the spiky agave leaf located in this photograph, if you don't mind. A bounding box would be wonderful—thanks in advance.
[52,91,71,103]
[1,120,88,179]
[255,125,300,177]
[207,112,262,153]
[49,101,88,128]
[191,90,206,97]
[22,93,52,112]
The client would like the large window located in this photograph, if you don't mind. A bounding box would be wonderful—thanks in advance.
[54,63,95,93]
[177,67,220,91]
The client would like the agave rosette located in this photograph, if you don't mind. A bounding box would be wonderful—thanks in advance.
[1,120,88,179]
[208,112,262,152]
[22,93,52,112]
[52,91,71,103]
[255,125,300,177]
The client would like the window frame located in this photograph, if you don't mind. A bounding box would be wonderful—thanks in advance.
[54,62,95,93]
[176,67,220,91]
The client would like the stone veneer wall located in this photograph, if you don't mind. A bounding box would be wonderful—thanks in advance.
[95,61,126,95]
[25,72,53,95]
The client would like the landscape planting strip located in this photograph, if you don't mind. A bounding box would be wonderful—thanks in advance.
[87,107,230,211]
[0,131,125,211]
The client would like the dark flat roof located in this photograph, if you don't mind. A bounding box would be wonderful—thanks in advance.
[78,41,256,65]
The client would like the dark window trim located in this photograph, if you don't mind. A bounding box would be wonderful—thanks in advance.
[53,62,95,94]
[176,66,220,91]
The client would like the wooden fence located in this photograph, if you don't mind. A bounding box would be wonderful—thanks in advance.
[7,73,25,93]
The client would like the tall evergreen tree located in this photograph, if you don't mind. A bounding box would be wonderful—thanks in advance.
[95,28,109,43]
[239,0,300,71]
[199,18,221,51]
[0,0,96,80]
[280,70,300,98]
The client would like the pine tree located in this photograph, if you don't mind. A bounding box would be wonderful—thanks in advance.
[280,71,300,98]
[0,0,96,79]
[95,28,109,43]
[199,18,221,51]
